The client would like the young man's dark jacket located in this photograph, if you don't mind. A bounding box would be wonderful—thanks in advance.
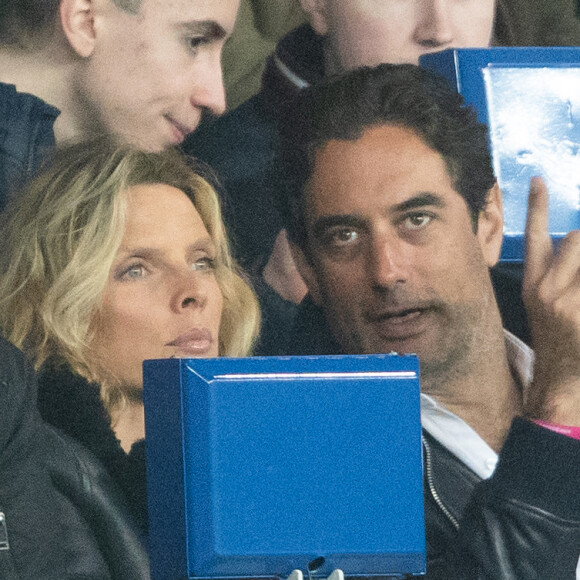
[280,298,580,579]
[0,83,58,212]
[0,336,150,580]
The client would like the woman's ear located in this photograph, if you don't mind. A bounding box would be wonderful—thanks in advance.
[477,182,504,267]
[299,0,329,36]
[60,0,97,58]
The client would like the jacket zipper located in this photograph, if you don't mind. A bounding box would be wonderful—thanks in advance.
[422,435,460,530]
[0,512,9,550]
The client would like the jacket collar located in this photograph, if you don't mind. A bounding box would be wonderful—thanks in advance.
[261,24,325,118]
[0,83,59,210]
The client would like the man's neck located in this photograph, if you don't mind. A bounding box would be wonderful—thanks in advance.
[0,42,85,143]
[421,319,523,453]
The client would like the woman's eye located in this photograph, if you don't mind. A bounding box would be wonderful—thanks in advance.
[403,213,432,230]
[119,264,147,280]
[192,257,216,272]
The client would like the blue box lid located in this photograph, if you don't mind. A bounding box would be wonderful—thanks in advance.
[420,48,580,261]
[144,354,425,580]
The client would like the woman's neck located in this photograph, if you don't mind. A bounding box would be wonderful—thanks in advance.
[111,401,145,453]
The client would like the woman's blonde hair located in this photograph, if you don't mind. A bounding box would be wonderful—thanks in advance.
[0,139,260,410]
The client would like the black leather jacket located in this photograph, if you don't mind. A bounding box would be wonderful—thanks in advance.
[0,337,150,579]
[283,299,580,578]
[423,423,580,578]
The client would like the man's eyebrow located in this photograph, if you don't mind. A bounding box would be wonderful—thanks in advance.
[392,192,446,213]
[311,215,366,240]
[179,20,228,40]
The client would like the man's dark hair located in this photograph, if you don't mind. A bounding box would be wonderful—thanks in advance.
[0,0,141,47]
[278,63,496,249]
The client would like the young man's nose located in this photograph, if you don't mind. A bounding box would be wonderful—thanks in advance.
[191,55,227,117]
[413,0,454,49]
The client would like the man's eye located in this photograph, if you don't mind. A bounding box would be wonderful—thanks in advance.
[187,36,208,54]
[192,257,216,272]
[403,213,432,230]
[325,228,359,247]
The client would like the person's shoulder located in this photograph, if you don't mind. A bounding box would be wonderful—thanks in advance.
[0,81,59,117]
[183,93,278,181]
[0,337,38,441]
[496,0,580,46]
[0,334,28,372]
[185,93,273,154]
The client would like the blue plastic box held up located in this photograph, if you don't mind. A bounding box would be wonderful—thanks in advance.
[143,354,425,580]
[420,48,580,261]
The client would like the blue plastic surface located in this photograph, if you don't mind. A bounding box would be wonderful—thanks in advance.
[420,48,580,261]
[144,354,425,580]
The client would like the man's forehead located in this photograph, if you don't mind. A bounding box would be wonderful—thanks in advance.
[139,0,239,34]
[304,125,457,216]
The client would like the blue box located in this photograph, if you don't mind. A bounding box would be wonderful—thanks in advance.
[143,355,425,580]
[420,48,580,261]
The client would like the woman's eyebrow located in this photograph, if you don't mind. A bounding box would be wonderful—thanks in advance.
[186,237,216,256]
[117,236,215,258]
[115,247,162,260]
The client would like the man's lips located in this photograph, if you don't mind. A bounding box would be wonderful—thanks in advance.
[164,115,196,144]
[364,307,433,340]
[165,328,214,356]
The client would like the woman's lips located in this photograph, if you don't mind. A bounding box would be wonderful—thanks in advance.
[165,328,214,356]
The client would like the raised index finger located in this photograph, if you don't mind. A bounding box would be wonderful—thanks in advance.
[524,176,553,287]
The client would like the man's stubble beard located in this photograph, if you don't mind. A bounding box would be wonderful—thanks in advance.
[327,281,500,397]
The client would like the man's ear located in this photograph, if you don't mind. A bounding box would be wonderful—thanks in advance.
[477,182,504,268]
[299,0,329,36]
[289,239,323,306]
[60,0,97,58]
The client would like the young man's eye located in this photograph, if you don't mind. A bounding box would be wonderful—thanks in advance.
[187,36,208,54]
[191,257,216,272]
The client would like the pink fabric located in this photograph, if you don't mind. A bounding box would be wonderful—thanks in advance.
[533,419,580,441]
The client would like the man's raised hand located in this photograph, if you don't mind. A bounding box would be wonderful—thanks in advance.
[523,177,580,426]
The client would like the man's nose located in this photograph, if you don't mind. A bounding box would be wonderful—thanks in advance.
[191,55,227,117]
[367,235,409,289]
[413,0,454,49]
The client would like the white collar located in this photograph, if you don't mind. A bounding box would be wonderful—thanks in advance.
[420,330,534,479]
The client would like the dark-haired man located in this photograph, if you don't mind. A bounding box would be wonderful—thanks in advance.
[280,64,580,578]
[0,0,239,209]
[185,0,580,301]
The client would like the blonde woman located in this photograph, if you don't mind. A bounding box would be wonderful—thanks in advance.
[0,139,260,529]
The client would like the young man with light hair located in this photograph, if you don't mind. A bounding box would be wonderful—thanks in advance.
[0,0,240,209]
